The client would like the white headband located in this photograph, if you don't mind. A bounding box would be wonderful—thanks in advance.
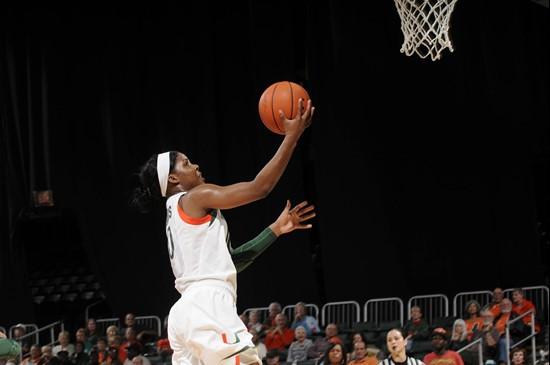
[156,152,170,197]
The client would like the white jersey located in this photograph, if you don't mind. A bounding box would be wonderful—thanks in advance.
[165,192,237,294]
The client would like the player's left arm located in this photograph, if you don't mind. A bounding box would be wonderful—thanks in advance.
[230,200,315,272]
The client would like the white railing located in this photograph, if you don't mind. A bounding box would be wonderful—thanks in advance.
[453,290,493,317]
[504,310,537,365]
[12,321,64,363]
[363,297,404,326]
[408,294,449,324]
[321,300,360,328]
[136,315,162,337]
[242,307,270,324]
[85,298,106,321]
[8,324,39,344]
[456,337,483,365]
[282,303,320,323]
[96,317,121,335]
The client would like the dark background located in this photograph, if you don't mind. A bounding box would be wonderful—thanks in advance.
[1,1,548,328]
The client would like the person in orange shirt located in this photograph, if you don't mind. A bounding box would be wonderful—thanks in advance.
[118,328,142,363]
[463,300,484,341]
[481,287,504,318]
[264,313,295,351]
[494,299,526,365]
[348,340,377,365]
[511,288,540,334]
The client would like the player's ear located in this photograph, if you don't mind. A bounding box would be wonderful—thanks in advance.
[168,174,179,184]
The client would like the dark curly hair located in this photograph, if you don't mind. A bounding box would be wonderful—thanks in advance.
[128,151,178,213]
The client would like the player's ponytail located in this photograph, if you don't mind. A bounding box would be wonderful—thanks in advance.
[129,152,176,213]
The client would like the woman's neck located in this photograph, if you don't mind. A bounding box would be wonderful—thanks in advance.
[392,352,407,363]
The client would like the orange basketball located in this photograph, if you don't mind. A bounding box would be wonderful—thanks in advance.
[258,81,310,135]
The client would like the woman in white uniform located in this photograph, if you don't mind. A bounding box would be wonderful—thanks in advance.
[130,99,315,365]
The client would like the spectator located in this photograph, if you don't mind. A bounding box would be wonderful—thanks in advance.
[0,331,21,360]
[348,340,377,365]
[12,323,31,355]
[511,288,541,334]
[266,349,281,365]
[423,328,464,365]
[286,325,312,364]
[249,328,266,360]
[95,338,109,364]
[239,313,249,328]
[308,323,342,361]
[0,331,21,361]
[403,306,430,351]
[105,326,119,345]
[75,329,92,354]
[22,345,42,365]
[262,302,282,334]
[468,310,500,365]
[108,336,122,351]
[347,332,370,361]
[463,300,484,341]
[291,302,321,336]
[106,347,122,365]
[118,328,142,363]
[71,342,89,365]
[448,319,469,352]
[119,314,156,345]
[121,343,141,365]
[88,348,99,365]
[494,299,526,365]
[85,319,99,347]
[481,288,504,319]
[510,347,527,365]
[53,350,72,365]
[38,345,53,365]
[379,329,425,365]
[247,310,263,334]
[320,342,347,365]
[130,356,150,365]
[264,313,295,351]
[53,331,76,357]
[156,317,172,363]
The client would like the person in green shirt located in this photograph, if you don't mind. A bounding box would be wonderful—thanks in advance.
[0,331,21,360]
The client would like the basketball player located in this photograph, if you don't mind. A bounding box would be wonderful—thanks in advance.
[129,99,314,365]
[380,329,426,365]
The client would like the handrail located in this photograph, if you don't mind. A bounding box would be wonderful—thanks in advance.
[136,315,162,337]
[456,337,483,365]
[504,310,537,365]
[14,321,64,363]
[85,298,106,321]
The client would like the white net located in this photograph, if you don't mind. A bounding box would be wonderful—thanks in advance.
[394,0,459,61]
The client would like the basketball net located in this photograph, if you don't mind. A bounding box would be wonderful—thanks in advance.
[394,0,458,61]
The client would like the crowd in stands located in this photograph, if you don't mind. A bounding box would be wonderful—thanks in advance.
[1,287,548,365]
[0,314,163,365]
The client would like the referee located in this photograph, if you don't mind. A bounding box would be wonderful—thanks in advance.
[379,329,425,365]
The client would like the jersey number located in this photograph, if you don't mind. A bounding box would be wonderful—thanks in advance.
[166,206,175,259]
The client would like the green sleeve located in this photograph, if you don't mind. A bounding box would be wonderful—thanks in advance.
[230,227,278,272]
[0,338,21,360]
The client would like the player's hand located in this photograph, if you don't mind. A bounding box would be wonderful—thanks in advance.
[269,200,316,236]
[281,99,314,139]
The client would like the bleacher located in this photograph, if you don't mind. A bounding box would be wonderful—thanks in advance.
[3,285,548,365]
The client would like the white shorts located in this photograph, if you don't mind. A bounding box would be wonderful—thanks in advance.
[167,280,261,365]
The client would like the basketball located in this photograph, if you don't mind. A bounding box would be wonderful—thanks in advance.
[258,81,310,135]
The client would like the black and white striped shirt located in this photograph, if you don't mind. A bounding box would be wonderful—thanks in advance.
[379,356,426,365]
